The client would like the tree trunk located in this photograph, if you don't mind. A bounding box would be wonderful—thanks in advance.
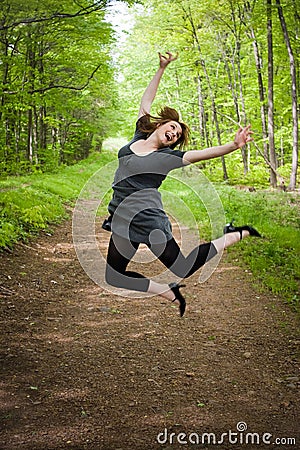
[37,34,48,155]
[267,0,277,187]
[219,35,240,121]
[235,41,248,174]
[39,105,47,150]
[15,109,21,162]
[220,35,248,175]
[228,0,248,174]
[27,108,33,163]
[26,32,36,164]
[0,32,10,162]
[276,0,298,190]
[202,62,228,180]
[196,73,208,147]
[33,105,39,164]
[0,34,9,123]
[248,24,269,160]
[185,6,228,180]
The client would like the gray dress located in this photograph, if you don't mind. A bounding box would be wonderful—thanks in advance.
[107,116,185,245]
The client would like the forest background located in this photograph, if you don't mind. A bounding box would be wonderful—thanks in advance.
[0,0,299,308]
[0,0,299,187]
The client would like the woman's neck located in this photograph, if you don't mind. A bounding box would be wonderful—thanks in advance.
[131,133,161,155]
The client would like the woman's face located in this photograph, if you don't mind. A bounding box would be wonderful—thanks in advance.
[156,121,182,147]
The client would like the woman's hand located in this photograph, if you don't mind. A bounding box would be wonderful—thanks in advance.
[233,124,253,148]
[138,52,178,119]
[158,52,178,69]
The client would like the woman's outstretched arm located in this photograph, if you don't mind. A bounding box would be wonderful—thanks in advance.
[138,52,178,119]
[183,125,253,165]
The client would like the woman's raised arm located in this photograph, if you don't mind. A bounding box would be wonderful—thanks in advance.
[137,52,178,120]
[183,125,253,165]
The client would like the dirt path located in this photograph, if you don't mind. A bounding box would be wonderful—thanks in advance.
[0,219,299,450]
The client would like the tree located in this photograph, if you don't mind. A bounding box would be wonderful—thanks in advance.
[276,0,298,190]
[245,1,269,160]
[267,0,277,187]
[113,0,298,188]
[182,4,229,180]
[0,0,127,173]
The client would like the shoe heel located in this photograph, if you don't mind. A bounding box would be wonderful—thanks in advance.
[169,283,186,317]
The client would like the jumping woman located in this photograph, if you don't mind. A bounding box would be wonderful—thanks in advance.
[104,52,260,317]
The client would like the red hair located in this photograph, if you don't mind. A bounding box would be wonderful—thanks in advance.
[138,106,190,149]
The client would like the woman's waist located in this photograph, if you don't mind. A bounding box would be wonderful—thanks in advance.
[109,187,163,211]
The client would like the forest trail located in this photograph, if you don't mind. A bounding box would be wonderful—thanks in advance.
[0,218,299,450]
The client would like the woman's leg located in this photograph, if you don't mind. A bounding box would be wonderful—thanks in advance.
[105,234,177,301]
[105,230,253,304]
[149,237,218,279]
[105,234,149,291]
[211,229,249,252]
[149,230,250,279]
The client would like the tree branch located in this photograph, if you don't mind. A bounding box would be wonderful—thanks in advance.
[208,110,286,185]
[251,140,286,186]
[0,1,107,31]
[4,64,102,95]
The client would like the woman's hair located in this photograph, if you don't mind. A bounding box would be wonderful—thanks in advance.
[138,106,190,149]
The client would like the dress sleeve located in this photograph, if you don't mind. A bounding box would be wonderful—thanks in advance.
[171,149,185,160]
[157,148,185,173]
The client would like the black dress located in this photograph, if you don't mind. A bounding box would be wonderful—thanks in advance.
[107,116,185,244]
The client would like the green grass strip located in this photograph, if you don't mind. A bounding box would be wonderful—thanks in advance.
[0,152,115,249]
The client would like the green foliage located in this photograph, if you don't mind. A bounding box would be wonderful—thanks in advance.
[162,170,300,309]
[0,151,116,248]
[0,0,124,174]
[114,0,299,187]
[221,189,300,309]
[210,186,299,309]
[0,222,18,248]
[0,188,66,247]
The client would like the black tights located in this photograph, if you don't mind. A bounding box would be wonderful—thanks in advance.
[105,234,218,292]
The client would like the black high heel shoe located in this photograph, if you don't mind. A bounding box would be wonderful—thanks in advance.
[224,220,261,240]
[169,282,186,317]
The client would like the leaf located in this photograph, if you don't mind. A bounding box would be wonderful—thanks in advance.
[197,401,206,407]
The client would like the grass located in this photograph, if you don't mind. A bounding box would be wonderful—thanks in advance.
[162,167,300,310]
[219,186,300,309]
[0,151,116,249]
[0,153,299,310]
